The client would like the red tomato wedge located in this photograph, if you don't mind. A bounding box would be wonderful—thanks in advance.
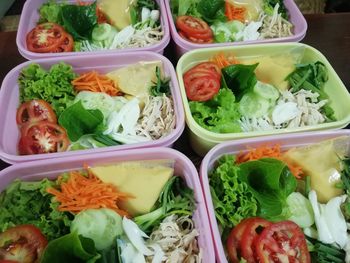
[240,217,272,263]
[0,225,47,263]
[26,23,74,53]
[176,16,213,43]
[18,121,69,155]
[16,100,57,126]
[255,220,311,263]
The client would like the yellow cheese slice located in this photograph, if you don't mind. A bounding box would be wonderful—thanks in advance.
[283,138,346,203]
[91,160,174,216]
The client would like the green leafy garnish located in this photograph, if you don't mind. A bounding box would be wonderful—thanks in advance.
[150,66,171,96]
[196,0,225,22]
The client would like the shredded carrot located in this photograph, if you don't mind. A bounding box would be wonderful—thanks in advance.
[47,168,133,216]
[72,71,122,96]
[236,144,304,179]
[211,52,239,69]
[225,1,246,23]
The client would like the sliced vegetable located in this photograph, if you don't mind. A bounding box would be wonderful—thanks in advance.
[286,192,314,228]
[16,100,57,126]
[71,208,122,250]
[253,81,279,101]
[239,92,270,118]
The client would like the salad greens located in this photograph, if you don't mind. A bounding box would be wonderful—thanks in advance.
[308,237,346,263]
[0,179,72,241]
[189,88,242,133]
[38,0,63,24]
[196,0,225,22]
[41,231,101,263]
[209,155,257,229]
[149,66,171,96]
[60,3,97,40]
[18,63,77,116]
[134,176,195,233]
[263,0,288,19]
[238,158,297,221]
[58,100,104,142]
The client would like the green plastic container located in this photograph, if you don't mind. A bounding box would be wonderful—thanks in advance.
[176,43,350,156]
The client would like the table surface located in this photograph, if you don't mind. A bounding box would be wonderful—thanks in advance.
[0,13,349,171]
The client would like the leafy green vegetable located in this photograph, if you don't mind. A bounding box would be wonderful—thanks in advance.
[196,0,225,22]
[307,237,346,263]
[211,20,245,42]
[171,0,202,18]
[263,0,288,19]
[286,61,335,120]
[38,1,64,24]
[238,158,297,221]
[58,101,104,142]
[18,63,77,116]
[339,157,350,220]
[71,208,123,251]
[134,176,195,233]
[41,232,101,263]
[150,66,171,96]
[209,155,257,229]
[93,133,121,147]
[222,63,259,100]
[0,179,72,241]
[60,2,97,40]
[189,88,242,133]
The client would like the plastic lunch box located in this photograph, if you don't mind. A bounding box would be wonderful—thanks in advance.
[199,129,350,263]
[0,51,185,164]
[0,147,216,262]
[164,0,307,57]
[176,42,350,156]
[16,0,170,59]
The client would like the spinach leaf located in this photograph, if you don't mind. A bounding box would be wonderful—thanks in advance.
[60,2,97,40]
[222,63,259,100]
[41,232,100,263]
[197,0,225,22]
[238,158,297,220]
[58,101,104,142]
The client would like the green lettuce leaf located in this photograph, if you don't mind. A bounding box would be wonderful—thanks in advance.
[209,155,258,229]
[41,232,101,263]
[238,158,297,220]
[197,0,225,22]
[189,88,242,133]
[38,1,64,24]
[58,101,104,142]
[222,63,259,100]
[0,179,72,241]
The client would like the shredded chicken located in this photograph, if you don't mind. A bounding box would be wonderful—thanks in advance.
[239,89,328,132]
[136,94,176,140]
[259,3,294,39]
[146,215,202,263]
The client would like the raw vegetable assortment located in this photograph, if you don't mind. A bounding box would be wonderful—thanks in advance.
[26,0,163,53]
[170,0,293,44]
[0,160,203,262]
[209,137,350,262]
[16,60,175,155]
[183,52,335,133]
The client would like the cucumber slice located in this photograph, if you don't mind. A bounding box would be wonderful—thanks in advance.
[92,23,113,41]
[239,93,270,118]
[254,81,280,101]
[287,192,315,228]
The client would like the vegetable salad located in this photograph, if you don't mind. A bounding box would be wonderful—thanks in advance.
[16,60,175,155]
[170,0,293,44]
[26,0,163,53]
[182,52,335,134]
[0,160,203,262]
[209,137,350,262]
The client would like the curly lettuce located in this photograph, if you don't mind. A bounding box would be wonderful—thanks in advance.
[209,155,257,229]
[18,62,77,116]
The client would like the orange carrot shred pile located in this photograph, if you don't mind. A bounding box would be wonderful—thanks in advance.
[47,168,132,216]
[211,52,239,69]
[236,144,304,179]
[72,71,122,96]
[225,1,246,22]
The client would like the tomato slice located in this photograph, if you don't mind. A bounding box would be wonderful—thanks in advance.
[0,225,47,263]
[52,33,74,53]
[26,23,74,53]
[187,62,221,79]
[255,220,311,263]
[18,121,69,155]
[184,74,220,101]
[226,218,254,263]
[176,16,211,35]
[16,100,57,126]
[240,217,272,263]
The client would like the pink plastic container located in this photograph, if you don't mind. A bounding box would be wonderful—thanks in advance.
[0,51,185,164]
[0,147,216,262]
[199,129,350,263]
[17,0,170,59]
[164,0,307,56]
